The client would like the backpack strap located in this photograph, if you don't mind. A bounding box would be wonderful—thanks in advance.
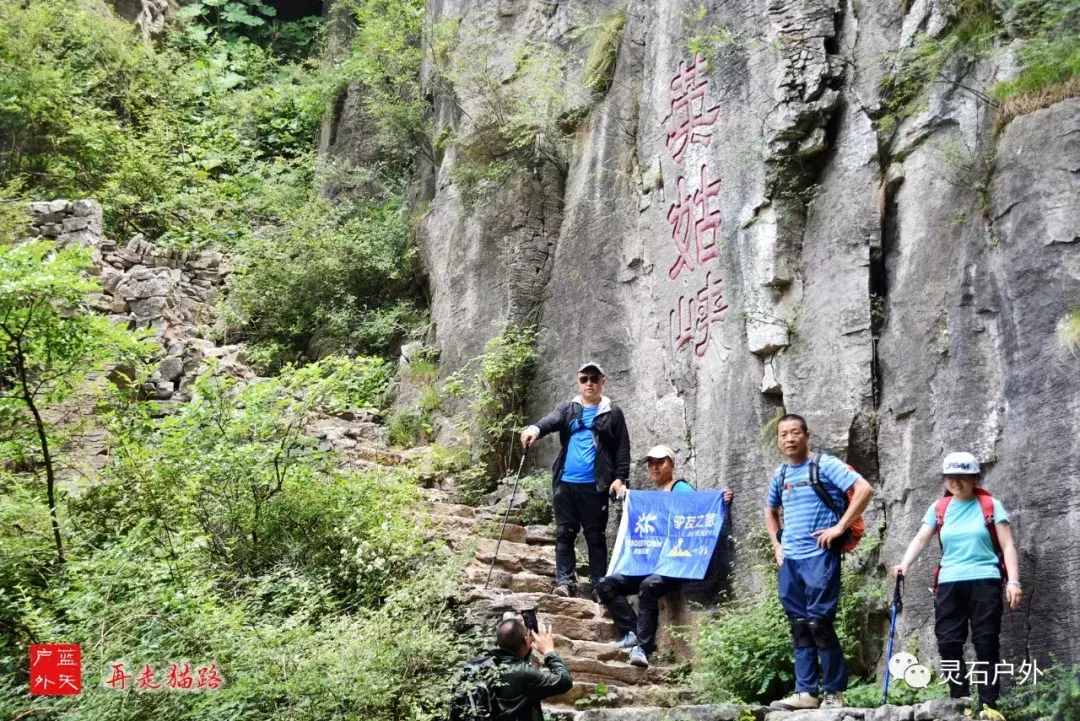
[671,479,695,492]
[932,489,1005,590]
[975,488,1007,582]
[808,454,846,521]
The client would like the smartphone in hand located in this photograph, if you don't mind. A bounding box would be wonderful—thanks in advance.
[521,608,539,633]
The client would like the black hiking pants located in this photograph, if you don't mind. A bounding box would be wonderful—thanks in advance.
[595,573,681,654]
[552,481,609,588]
[936,579,1004,705]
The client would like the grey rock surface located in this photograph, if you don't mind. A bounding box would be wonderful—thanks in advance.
[353,0,1080,677]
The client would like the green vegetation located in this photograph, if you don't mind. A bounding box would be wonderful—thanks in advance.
[0,3,479,719]
[2,356,471,720]
[877,0,1080,138]
[516,472,554,526]
[996,663,1080,721]
[1058,309,1080,354]
[0,0,426,369]
[0,237,150,564]
[583,11,626,94]
[685,3,740,67]
[992,0,1080,127]
[843,677,947,707]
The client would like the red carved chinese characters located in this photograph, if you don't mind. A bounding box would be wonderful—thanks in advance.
[667,164,722,280]
[661,54,728,357]
[669,271,730,357]
[663,54,720,164]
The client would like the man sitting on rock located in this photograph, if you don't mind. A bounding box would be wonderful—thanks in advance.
[595,445,733,668]
[520,362,631,598]
[489,616,573,721]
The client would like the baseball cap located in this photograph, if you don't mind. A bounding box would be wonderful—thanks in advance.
[942,451,980,475]
[576,362,606,377]
[644,445,676,462]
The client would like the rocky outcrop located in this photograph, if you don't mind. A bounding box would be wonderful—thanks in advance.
[27,199,242,403]
[397,0,1080,672]
[108,0,176,38]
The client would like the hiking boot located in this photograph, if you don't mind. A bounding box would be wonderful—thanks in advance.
[979,707,1006,721]
[821,692,845,709]
[771,692,820,710]
[613,631,638,649]
[628,645,649,668]
[551,583,573,598]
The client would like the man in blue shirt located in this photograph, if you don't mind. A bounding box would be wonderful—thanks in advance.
[763,414,874,710]
[521,362,631,597]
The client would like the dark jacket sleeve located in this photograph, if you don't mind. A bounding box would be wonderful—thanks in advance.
[525,652,573,700]
[532,402,568,439]
[612,407,631,481]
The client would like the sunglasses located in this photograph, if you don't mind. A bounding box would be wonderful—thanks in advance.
[578,374,602,384]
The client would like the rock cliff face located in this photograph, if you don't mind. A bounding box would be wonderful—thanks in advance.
[329,0,1079,668]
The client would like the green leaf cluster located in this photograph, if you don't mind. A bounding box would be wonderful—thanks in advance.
[991,0,1080,103]
[996,663,1080,721]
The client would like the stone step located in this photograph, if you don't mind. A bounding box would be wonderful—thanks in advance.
[555,636,626,662]
[427,500,477,519]
[418,486,456,503]
[566,656,673,686]
[464,589,603,620]
[429,512,537,545]
[462,599,616,642]
[464,565,555,594]
[546,681,697,711]
[555,703,751,721]
[473,537,556,577]
[525,524,557,545]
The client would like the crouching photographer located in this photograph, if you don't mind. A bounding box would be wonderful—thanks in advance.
[450,614,573,721]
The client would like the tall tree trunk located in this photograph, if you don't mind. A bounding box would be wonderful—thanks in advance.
[14,348,64,565]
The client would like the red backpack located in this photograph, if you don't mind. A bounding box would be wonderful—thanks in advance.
[932,487,1005,591]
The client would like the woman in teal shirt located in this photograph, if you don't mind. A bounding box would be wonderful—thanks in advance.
[893,452,1021,707]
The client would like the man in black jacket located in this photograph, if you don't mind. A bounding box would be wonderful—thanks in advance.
[520,362,631,597]
[490,617,573,721]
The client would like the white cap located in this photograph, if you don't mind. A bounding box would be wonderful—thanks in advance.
[942,451,980,475]
[645,444,676,462]
[577,361,606,377]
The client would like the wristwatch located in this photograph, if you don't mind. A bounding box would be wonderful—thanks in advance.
[1006,581,1022,589]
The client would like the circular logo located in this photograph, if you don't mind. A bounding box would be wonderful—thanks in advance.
[888,652,918,678]
[904,663,932,689]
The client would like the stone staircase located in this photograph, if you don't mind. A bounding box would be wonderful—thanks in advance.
[419,481,702,715]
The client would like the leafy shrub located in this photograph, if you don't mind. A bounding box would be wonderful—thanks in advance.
[691,568,794,703]
[75,359,410,584]
[444,326,538,480]
[223,193,424,366]
[843,676,947,708]
[1056,308,1080,354]
[387,408,434,448]
[992,1,1080,104]
[583,11,626,93]
[997,663,1080,721]
[517,472,554,526]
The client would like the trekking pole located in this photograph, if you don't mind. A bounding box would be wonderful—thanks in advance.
[882,571,905,704]
[484,448,528,590]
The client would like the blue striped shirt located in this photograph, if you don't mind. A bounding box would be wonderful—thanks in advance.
[767,454,862,560]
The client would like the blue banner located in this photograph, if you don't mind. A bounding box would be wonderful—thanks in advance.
[607,490,728,580]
